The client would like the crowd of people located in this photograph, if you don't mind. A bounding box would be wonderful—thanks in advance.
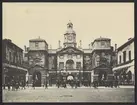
[3,79,27,91]
[3,76,132,90]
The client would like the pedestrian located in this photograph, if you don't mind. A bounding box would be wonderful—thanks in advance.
[45,80,48,89]
[56,80,60,88]
[71,80,74,88]
[32,80,35,89]
[75,80,78,89]
[7,82,11,91]
[11,79,15,91]
[93,80,98,89]
[21,80,25,89]
[26,80,29,88]
[63,80,67,88]
[3,83,6,90]
[15,81,19,91]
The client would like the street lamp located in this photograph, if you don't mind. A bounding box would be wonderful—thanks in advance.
[3,67,8,89]
[79,67,82,87]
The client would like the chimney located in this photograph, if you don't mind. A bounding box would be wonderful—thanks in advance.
[26,47,29,52]
[111,46,114,51]
[80,40,82,48]
[7,39,12,43]
[50,45,52,49]
[128,38,132,41]
[89,44,90,49]
[58,40,61,48]
[115,44,117,51]
[24,45,26,52]
[91,42,93,49]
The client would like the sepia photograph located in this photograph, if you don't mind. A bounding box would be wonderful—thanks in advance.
[2,2,134,102]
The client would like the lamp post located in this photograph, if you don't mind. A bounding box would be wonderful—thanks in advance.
[45,68,49,86]
[3,67,8,89]
[78,67,80,87]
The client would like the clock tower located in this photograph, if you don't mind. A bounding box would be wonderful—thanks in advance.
[63,21,77,48]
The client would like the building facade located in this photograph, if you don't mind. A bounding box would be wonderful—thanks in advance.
[26,38,49,86]
[2,39,28,86]
[113,38,134,85]
[25,22,115,86]
[91,38,114,84]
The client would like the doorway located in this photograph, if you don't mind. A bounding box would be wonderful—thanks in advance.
[66,59,74,69]
[32,71,41,87]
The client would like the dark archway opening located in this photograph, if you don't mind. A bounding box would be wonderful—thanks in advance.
[32,71,41,87]
[66,59,74,69]
[98,70,107,86]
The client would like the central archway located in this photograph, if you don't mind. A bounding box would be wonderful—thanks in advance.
[32,71,41,87]
[67,75,74,80]
[66,59,74,69]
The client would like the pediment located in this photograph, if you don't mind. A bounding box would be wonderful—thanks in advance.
[57,47,83,54]
[96,63,111,69]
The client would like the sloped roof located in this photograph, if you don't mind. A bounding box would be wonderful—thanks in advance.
[65,29,76,34]
[91,63,111,70]
[57,46,83,54]
[117,38,134,51]
[94,37,111,41]
[29,37,48,45]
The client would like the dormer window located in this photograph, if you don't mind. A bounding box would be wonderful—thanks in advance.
[68,54,72,58]
[77,55,81,59]
[101,41,105,46]
[35,42,39,48]
[59,55,64,59]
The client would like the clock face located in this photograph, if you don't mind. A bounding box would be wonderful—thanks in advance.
[68,36,72,41]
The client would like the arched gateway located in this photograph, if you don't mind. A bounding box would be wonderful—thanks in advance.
[66,59,74,69]
[67,75,74,80]
[32,71,41,87]
[28,65,46,87]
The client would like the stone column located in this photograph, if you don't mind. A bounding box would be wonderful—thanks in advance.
[42,75,46,87]
[91,71,94,83]
[28,75,32,84]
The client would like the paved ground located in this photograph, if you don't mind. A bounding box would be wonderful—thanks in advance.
[2,86,135,102]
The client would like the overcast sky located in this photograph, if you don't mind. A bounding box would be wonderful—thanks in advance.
[3,3,134,50]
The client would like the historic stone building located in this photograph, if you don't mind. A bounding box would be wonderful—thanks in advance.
[2,39,28,86]
[91,38,114,85]
[113,38,134,85]
[25,21,114,86]
[26,38,49,86]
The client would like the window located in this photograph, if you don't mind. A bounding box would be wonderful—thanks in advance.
[101,41,105,46]
[59,62,64,69]
[119,55,121,64]
[24,53,28,57]
[9,52,11,62]
[77,55,81,59]
[59,55,64,59]
[76,62,81,69]
[96,62,99,66]
[68,54,72,58]
[35,42,39,47]
[123,51,126,63]
[129,51,131,61]
[96,55,100,62]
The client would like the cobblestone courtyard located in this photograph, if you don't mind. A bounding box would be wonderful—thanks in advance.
[3,86,134,102]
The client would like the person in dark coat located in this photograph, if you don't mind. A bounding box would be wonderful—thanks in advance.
[44,80,48,89]
[15,81,19,91]
[93,80,98,89]
[32,80,35,89]
[11,79,15,91]
[56,80,60,88]
[21,80,25,89]
[71,80,74,88]
[75,80,78,89]
[7,82,11,91]
[26,80,29,87]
